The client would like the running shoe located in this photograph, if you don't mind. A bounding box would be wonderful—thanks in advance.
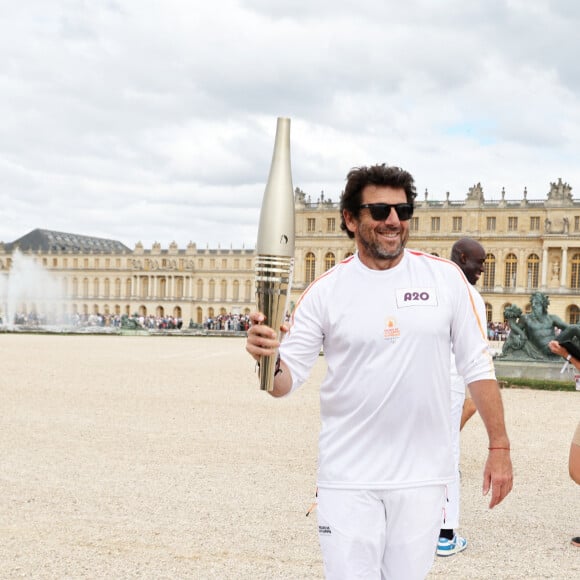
[436,534,468,557]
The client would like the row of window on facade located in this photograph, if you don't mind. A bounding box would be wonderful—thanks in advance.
[481,253,580,289]
[304,216,580,234]
[305,217,337,233]
[2,256,253,271]
[302,251,580,289]
[8,303,183,318]
[410,215,579,233]
[57,277,254,302]
[71,304,183,317]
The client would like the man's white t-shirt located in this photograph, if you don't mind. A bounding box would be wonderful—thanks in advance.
[280,249,495,491]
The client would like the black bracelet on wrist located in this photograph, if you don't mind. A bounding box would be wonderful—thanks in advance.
[274,353,283,376]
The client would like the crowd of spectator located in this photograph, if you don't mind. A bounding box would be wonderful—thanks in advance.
[75,313,185,329]
[6,311,63,326]
[1,311,185,330]
[1,310,254,332]
[2,309,510,341]
[488,321,509,341]
[203,313,251,331]
[71,312,253,331]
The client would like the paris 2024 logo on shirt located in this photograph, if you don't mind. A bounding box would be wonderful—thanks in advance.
[384,317,401,342]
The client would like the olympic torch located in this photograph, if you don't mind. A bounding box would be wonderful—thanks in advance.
[255,117,295,391]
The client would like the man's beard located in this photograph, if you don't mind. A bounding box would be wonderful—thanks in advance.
[358,226,407,260]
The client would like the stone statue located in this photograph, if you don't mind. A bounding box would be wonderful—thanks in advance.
[120,314,141,330]
[547,178,573,202]
[500,305,527,358]
[498,291,580,360]
[466,182,485,203]
[294,187,306,204]
[563,217,569,234]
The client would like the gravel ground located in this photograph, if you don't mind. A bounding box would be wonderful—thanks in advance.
[0,334,578,579]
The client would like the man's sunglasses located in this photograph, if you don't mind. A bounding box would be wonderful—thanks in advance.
[359,203,414,221]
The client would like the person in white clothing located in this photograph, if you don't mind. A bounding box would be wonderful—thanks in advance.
[437,237,487,557]
[246,164,513,580]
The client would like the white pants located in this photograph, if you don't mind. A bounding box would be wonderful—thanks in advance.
[443,388,465,530]
[317,485,446,580]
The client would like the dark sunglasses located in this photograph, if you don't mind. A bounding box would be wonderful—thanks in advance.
[359,203,414,221]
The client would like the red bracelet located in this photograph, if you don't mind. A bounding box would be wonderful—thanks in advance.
[488,447,510,451]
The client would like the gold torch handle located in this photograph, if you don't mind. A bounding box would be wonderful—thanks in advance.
[255,255,294,391]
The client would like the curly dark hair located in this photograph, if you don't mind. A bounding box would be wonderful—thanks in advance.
[339,164,417,239]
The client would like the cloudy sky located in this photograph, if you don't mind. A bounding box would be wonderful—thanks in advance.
[1,0,579,250]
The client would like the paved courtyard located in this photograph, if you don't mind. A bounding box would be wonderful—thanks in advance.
[0,335,578,579]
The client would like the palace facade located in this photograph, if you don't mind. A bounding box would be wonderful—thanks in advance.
[1,178,580,325]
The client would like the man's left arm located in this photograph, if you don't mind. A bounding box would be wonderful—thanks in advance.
[468,379,513,509]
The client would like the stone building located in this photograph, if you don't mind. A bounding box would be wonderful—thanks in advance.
[1,178,580,325]
[0,230,255,325]
[292,178,580,324]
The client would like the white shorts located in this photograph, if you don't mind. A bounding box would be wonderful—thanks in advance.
[317,485,446,580]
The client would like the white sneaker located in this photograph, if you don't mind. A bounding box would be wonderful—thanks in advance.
[436,534,468,557]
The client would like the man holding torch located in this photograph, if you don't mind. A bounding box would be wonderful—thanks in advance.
[246,163,512,579]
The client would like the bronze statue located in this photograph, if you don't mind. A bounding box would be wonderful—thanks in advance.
[120,314,141,330]
[498,291,580,360]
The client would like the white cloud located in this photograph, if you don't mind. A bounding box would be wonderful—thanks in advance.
[1,0,580,249]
